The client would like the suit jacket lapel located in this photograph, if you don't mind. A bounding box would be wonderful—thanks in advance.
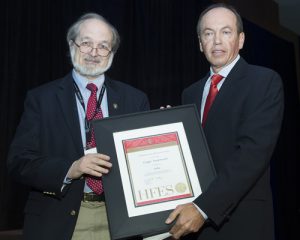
[56,73,83,156]
[204,58,247,126]
[105,77,122,117]
[197,73,209,113]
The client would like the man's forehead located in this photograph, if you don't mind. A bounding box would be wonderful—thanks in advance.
[201,8,237,29]
[78,19,112,39]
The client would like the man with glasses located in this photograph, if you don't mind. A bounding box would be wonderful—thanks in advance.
[8,13,149,240]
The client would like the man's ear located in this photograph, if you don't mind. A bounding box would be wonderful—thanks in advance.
[199,40,203,52]
[239,32,245,50]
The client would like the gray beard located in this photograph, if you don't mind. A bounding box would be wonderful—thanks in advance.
[70,49,114,78]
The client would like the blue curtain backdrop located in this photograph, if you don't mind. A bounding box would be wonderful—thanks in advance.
[1,1,299,239]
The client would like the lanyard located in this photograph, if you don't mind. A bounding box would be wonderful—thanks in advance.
[73,81,106,134]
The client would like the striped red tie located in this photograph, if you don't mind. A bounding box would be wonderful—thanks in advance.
[86,83,104,195]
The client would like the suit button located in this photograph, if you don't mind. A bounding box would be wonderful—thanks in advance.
[70,210,76,216]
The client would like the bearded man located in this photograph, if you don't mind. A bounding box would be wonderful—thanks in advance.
[8,13,149,240]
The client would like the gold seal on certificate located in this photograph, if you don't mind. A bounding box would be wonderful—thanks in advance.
[175,183,187,193]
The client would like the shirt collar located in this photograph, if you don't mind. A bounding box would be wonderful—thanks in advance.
[210,55,240,78]
[72,69,105,92]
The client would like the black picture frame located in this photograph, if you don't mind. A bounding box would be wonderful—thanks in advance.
[93,104,216,239]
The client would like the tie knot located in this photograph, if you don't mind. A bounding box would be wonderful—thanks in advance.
[86,83,98,93]
[211,74,223,86]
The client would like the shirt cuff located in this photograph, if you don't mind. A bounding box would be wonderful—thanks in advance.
[61,176,73,192]
[193,203,208,220]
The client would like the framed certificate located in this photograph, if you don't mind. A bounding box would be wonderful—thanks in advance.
[93,104,216,239]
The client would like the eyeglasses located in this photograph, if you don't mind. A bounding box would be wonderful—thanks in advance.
[72,40,112,57]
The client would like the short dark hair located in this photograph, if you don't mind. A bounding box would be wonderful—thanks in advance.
[67,13,120,53]
[196,3,243,35]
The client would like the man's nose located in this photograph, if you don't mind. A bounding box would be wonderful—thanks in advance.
[90,47,98,57]
[214,32,221,44]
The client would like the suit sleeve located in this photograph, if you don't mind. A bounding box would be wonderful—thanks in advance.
[7,92,71,196]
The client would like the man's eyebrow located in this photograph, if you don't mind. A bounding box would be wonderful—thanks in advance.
[202,27,214,32]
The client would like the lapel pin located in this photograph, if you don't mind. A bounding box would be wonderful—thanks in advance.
[113,103,118,109]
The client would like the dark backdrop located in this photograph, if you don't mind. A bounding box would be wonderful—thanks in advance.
[1,1,299,240]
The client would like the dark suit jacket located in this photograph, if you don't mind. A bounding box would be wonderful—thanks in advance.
[7,73,150,240]
[182,58,284,240]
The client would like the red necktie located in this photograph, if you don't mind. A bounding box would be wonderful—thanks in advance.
[202,74,223,126]
[86,83,104,195]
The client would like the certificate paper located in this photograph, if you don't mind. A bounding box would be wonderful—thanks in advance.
[113,122,201,217]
